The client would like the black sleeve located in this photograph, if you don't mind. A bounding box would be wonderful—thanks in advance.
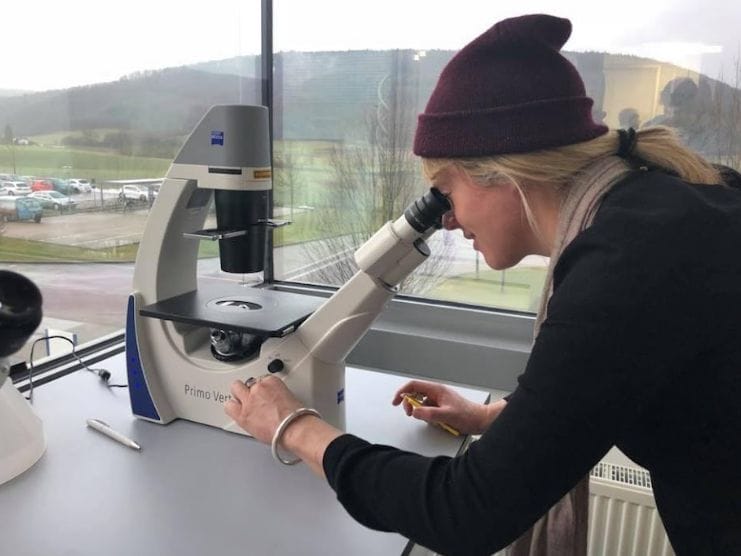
[323,220,699,556]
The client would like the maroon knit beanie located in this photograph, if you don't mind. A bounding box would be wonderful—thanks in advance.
[413,14,608,158]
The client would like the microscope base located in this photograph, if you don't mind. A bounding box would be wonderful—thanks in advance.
[0,380,45,486]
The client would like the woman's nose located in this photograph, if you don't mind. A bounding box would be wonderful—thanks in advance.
[442,210,460,230]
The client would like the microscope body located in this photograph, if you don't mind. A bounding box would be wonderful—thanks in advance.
[126,104,448,433]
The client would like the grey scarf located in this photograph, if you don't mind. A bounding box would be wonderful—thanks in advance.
[507,157,631,556]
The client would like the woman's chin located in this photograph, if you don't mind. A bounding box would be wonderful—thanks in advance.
[482,250,521,271]
[481,252,504,270]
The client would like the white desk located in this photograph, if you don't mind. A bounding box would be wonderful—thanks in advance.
[1,352,489,556]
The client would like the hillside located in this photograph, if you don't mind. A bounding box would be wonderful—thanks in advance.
[0,67,261,136]
[0,50,738,157]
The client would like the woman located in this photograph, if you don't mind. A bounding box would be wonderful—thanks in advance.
[225,14,741,556]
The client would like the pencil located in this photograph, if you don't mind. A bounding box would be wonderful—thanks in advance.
[402,394,460,436]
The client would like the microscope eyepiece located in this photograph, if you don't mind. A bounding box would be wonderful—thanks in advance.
[403,188,451,233]
[0,271,43,359]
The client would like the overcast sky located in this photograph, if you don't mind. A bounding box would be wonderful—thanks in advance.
[3,0,740,91]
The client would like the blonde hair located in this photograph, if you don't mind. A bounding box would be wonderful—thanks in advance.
[423,126,720,187]
[422,126,722,235]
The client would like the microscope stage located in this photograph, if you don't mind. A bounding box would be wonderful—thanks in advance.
[139,284,325,337]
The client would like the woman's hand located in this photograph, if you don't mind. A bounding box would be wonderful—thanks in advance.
[392,380,507,435]
[224,375,302,444]
[224,376,342,478]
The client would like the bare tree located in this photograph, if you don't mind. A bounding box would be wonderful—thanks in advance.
[273,140,304,220]
[300,51,453,295]
[711,54,741,170]
[3,124,17,174]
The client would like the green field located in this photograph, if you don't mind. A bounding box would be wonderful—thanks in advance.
[0,145,169,181]
[0,236,139,262]
[430,267,547,312]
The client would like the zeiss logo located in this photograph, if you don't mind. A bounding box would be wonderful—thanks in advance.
[210,131,224,146]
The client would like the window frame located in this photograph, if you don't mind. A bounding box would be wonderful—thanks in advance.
[264,0,535,389]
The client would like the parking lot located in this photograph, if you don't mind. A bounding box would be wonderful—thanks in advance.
[0,183,165,247]
[2,207,152,248]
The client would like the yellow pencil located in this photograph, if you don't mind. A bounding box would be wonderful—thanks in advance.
[402,394,460,436]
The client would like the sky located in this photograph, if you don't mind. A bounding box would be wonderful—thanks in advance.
[2,0,740,92]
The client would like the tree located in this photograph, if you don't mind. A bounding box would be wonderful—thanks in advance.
[708,56,741,171]
[273,141,304,221]
[3,124,16,174]
[103,130,134,156]
[299,51,453,295]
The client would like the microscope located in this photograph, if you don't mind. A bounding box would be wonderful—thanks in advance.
[126,104,449,433]
[0,271,45,485]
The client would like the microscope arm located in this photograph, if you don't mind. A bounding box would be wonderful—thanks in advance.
[297,190,448,364]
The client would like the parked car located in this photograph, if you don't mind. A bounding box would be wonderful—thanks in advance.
[67,178,92,193]
[49,178,76,194]
[31,179,54,192]
[29,190,77,211]
[118,184,149,202]
[0,195,43,222]
[0,181,31,196]
[0,174,26,182]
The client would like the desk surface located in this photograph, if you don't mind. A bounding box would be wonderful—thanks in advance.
[1,352,492,556]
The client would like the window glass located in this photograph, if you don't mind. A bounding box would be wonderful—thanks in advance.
[1,1,262,365]
[272,0,741,313]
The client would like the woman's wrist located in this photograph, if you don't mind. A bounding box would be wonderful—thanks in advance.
[281,413,324,449]
[280,414,343,477]
[479,398,507,432]
[272,409,322,465]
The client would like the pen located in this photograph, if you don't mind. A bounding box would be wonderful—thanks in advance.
[86,418,141,450]
[402,394,460,436]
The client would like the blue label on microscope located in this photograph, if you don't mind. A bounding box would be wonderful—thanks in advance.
[337,388,345,404]
[210,131,224,145]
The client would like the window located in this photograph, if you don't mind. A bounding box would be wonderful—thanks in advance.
[271,0,741,314]
[1,1,262,365]
[3,1,739,367]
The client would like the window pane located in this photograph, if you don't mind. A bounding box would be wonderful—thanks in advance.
[1,1,262,365]
[272,0,741,313]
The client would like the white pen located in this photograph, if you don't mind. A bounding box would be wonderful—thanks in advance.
[86,418,141,450]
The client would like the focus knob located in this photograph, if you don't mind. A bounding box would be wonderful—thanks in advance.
[267,359,285,373]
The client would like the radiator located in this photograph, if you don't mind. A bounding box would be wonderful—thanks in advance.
[410,461,675,556]
[588,462,674,556]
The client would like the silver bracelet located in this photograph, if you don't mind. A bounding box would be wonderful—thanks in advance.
[271,407,322,466]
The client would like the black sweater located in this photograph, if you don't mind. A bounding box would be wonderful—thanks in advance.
[322,171,741,556]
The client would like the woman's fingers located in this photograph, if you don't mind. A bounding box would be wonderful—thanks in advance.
[224,398,240,420]
[392,380,444,405]
[230,379,250,402]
